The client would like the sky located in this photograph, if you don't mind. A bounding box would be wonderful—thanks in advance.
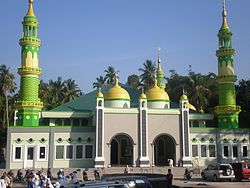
[0,0,250,93]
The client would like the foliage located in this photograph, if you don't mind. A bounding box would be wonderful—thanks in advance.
[104,66,119,84]
[0,65,17,130]
[126,74,141,89]
[39,77,82,110]
[93,76,105,89]
[138,59,156,91]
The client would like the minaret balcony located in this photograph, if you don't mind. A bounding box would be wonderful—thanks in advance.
[216,48,234,57]
[217,75,237,83]
[19,37,41,47]
[15,100,43,110]
[18,67,42,76]
[214,105,241,114]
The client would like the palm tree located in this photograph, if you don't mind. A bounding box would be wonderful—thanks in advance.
[187,73,211,110]
[138,60,156,91]
[63,79,81,103]
[104,66,119,84]
[126,74,141,89]
[0,65,16,129]
[93,76,105,89]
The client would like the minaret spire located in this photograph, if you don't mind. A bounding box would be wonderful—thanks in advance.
[156,48,165,90]
[221,0,229,29]
[27,0,35,17]
[16,0,43,126]
[215,1,241,128]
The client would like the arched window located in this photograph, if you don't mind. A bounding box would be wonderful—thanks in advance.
[142,101,146,108]
[98,100,102,107]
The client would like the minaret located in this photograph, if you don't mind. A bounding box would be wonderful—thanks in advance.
[16,0,43,126]
[156,48,166,90]
[215,0,241,128]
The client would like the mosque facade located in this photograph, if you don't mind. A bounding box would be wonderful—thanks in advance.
[6,0,250,170]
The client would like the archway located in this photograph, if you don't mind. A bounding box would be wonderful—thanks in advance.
[110,134,133,166]
[154,134,176,166]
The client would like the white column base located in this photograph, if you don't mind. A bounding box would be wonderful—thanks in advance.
[139,157,150,167]
[94,157,105,168]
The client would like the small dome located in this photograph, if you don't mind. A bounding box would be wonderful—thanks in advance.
[180,94,188,100]
[146,80,169,101]
[139,93,147,99]
[189,104,197,111]
[97,91,104,98]
[105,79,130,100]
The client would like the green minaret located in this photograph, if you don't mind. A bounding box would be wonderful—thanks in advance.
[215,0,241,128]
[156,48,165,90]
[16,0,43,126]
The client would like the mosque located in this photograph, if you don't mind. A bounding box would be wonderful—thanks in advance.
[6,0,249,170]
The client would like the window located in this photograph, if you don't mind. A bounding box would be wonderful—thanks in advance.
[39,146,46,159]
[55,119,62,126]
[233,145,238,158]
[201,145,207,157]
[27,147,34,160]
[209,145,216,157]
[64,119,71,126]
[66,145,73,159]
[56,146,64,159]
[243,146,248,157]
[14,146,22,160]
[76,145,83,159]
[223,145,229,157]
[73,119,80,126]
[192,145,198,157]
[85,145,93,159]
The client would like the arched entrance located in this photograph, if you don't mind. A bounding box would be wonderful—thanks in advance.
[154,134,176,166]
[110,134,133,166]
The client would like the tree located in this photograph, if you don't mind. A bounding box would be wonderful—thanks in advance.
[0,65,16,129]
[63,79,82,103]
[126,74,141,89]
[187,73,211,110]
[138,60,156,91]
[104,66,119,84]
[93,76,105,89]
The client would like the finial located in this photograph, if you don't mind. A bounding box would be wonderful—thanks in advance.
[27,0,35,16]
[221,0,229,29]
[158,47,161,63]
[115,73,119,86]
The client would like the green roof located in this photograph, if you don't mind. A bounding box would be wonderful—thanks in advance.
[51,83,141,112]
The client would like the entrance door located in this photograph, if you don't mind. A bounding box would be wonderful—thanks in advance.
[110,135,133,166]
[154,135,176,166]
[26,146,35,168]
[111,139,118,165]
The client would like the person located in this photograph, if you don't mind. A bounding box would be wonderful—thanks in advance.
[94,169,100,180]
[124,165,130,174]
[168,159,173,168]
[82,169,88,181]
[1,172,10,188]
[0,177,6,188]
[46,168,52,181]
[166,169,173,188]
[26,177,35,188]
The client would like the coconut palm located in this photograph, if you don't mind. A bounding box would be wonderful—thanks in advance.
[187,73,211,110]
[93,76,105,89]
[104,66,119,84]
[63,79,81,103]
[138,60,156,91]
[0,65,16,129]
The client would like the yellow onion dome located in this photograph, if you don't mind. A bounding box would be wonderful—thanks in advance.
[139,92,147,99]
[146,80,169,101]
[188,104,197,111]
[180,94,188,100]
[105,78,130,100]
[97,90,104,98]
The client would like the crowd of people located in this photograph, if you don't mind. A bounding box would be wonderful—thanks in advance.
[0,168,100,188]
